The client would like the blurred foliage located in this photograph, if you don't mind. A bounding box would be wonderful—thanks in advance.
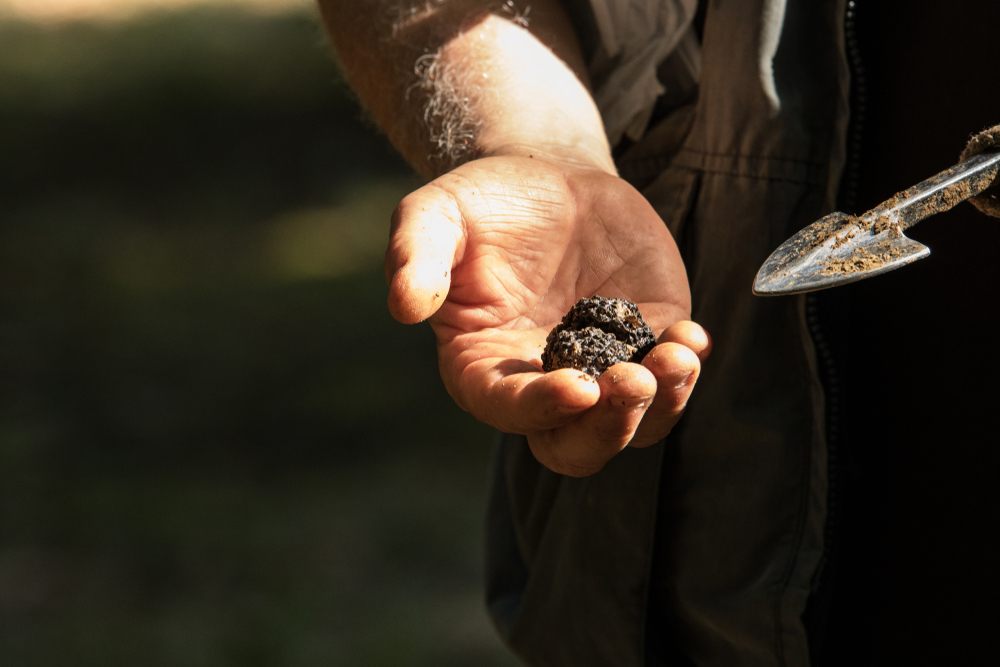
[0,6,512,665]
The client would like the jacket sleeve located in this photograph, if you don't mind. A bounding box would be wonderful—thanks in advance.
[563,0,701,145]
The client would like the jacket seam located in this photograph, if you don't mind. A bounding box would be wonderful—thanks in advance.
[619,151,825,187]
[675,164,821,187]
[678,146,825,167]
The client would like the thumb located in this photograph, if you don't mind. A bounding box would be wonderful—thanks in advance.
[384,186,467,324]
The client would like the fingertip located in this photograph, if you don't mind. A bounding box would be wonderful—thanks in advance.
[628,344,699,448]
[387,264,448,324]
[643,341,701,388]
[598,362,657,407]
[476,366,601,434]
[660,320,712,361]
[384,185,465,323]
[540,367,602,413]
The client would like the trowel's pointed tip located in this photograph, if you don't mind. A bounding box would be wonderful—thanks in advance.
[752,212,856,297]
[751,262,830,296]
[751,270,784,296]
[751,265,777,295]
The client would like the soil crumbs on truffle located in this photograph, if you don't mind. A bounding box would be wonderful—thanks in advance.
[541,296,656,377]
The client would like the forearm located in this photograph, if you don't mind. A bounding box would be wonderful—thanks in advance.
[317,0,615,176]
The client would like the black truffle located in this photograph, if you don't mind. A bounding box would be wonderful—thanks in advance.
[541,296,656,377]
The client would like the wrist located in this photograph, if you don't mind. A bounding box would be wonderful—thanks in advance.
[481,142,617,176]
[434,12,616,176]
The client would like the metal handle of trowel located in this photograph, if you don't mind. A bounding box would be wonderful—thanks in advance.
[869,150,1000,232]
[752,150,1000,296]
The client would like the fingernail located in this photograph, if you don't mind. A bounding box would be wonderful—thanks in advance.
[673,371,696,390]
[618,396,653,409]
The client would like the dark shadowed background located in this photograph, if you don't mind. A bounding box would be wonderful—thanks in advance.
[0,1,514,664]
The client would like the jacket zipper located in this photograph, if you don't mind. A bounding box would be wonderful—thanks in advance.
[803,0,866,658]
[841,0,867,210]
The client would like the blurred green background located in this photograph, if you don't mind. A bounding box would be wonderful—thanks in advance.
[0,2,513,664]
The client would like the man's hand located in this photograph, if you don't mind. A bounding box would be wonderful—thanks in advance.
[320,1,709,474]
[387,152,710,476]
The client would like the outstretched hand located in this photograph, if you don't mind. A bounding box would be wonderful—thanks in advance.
[386,154,710,476]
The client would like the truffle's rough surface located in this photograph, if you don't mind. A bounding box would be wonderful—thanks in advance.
[541,296,656,377]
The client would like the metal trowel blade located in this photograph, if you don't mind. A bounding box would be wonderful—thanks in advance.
[752,212,930,296]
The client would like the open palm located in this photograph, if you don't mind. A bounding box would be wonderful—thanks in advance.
[386,155,709,476]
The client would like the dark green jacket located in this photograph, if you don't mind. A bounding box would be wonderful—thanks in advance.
[486,1,850,664]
